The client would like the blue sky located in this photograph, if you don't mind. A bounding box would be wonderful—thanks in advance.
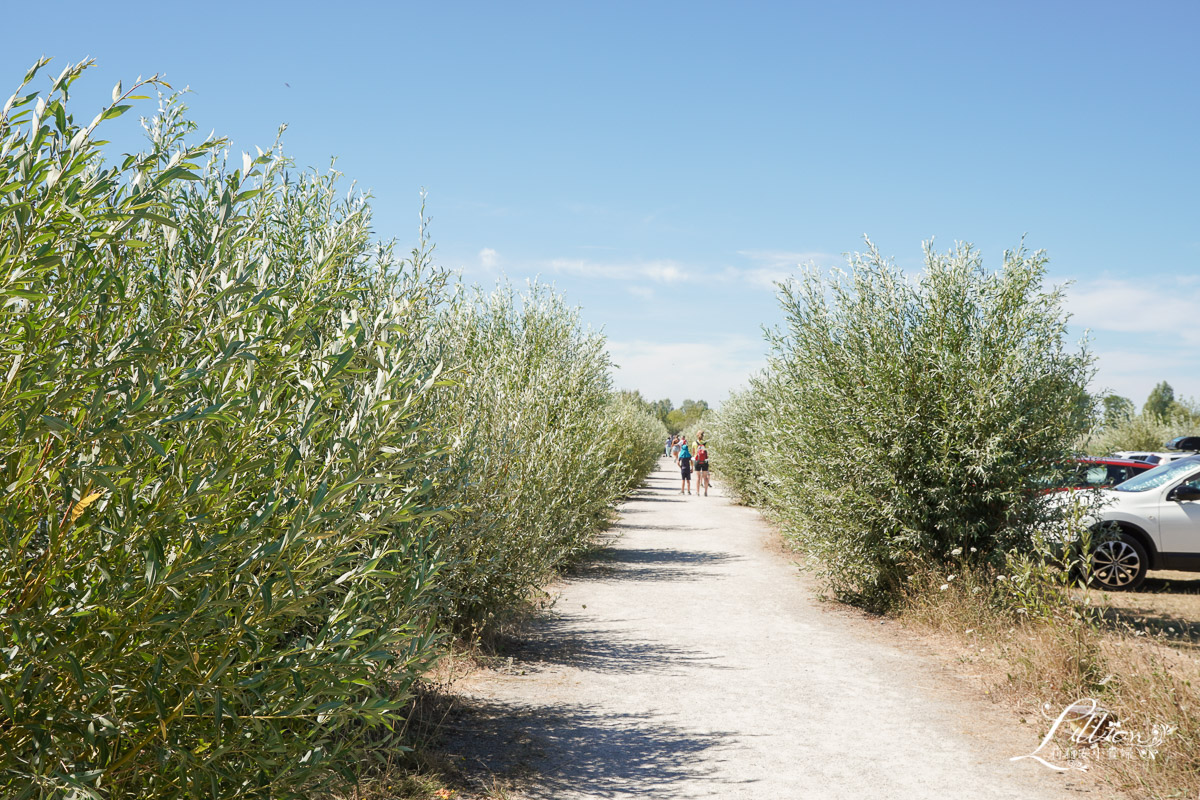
[6,1,1199,408]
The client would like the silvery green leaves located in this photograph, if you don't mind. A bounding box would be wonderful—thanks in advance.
[712,240,1093,610]
[0,59,657,799]
[420,283,662,630]
[0,61,445,799]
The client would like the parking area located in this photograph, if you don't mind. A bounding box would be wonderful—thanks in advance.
[1092,570,1200,651]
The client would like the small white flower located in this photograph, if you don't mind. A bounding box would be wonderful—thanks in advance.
[951,547,963,556]
[939,584,949,591]
[1016,608,1028,614]
[970,547,978,553]
[947,575,956,582]
[997,575,1007,582]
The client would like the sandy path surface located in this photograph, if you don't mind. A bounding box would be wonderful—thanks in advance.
[444,458,1099,799]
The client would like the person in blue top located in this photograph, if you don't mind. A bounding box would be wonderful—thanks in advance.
[677,436,693,495]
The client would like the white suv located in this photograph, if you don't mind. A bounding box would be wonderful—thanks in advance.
[1083,455,1200,590]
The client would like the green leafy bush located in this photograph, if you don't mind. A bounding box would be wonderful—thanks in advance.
[0,61,455,797]
[712,240,1093,609]
[707,377,771,506]
[422,284,663,628]
[599,392,670,495]
[0,59,668,798]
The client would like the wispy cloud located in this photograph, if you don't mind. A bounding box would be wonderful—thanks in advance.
[736,249,839,269]
[607,336,766,403]
[541,249,840,293]
[1067,278,1200,344]
[716,250,841,290]
[549,258,691,284]
[479,247,499,270]
[1063,277,1200,401]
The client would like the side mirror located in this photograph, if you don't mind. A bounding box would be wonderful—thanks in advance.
[1169,485,1200,502]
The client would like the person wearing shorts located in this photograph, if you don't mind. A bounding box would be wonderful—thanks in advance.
[693,443,709,496]
[678,437,693,495]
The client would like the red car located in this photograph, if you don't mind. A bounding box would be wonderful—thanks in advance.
[1052,456,1156,491]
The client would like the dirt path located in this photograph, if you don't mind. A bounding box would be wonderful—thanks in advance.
[443,458,1099,798]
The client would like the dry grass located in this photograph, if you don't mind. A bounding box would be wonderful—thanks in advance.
[1090,571,1200,653]
[901,567,1200,800]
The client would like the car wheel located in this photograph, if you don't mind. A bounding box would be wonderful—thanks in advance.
[1089,532,1148,591]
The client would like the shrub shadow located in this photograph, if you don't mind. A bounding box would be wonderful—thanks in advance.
[494,616,734,675]
[568,545,741,583]
[439,698,743,798]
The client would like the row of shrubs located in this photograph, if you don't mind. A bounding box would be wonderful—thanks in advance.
[708,239,1094,610]
[0,61,665,798]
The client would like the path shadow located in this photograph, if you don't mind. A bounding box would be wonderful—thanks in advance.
[568,545,741,583]
[494,616,734,675]
[616,523,719,532]
[440,699,743,798]
[604,547,738,566]
[622,495,680,503]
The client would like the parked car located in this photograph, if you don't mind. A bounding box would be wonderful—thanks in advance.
[1164,435,1200,452]
[1110,450,1195,466]
[1050,456,1156,491]
[1076,455,1200,590]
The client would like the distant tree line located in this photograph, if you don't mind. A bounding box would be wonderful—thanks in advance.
[618,391,709,434]
[1087,380,1200,454]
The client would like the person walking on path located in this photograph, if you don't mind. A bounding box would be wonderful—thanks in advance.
[671,436,682,464]
[678,437,693,495]
[664,434,673,457]
[693,439,710,496]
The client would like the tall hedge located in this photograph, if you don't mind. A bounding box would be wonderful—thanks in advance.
[422,284,664,627]
[0,60,664,798]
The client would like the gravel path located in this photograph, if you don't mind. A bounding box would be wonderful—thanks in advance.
[445,458,1099,798]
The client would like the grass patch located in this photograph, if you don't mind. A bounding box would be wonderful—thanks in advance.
[900,565,1200,799]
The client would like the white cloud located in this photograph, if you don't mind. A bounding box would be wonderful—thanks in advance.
[1067,278,1200,342]
[541,248,839,294]
[1059,277,1200,402]
[549,258,690,284]
[479,248,498,270]
[643,262,687,283]
[607,336,766,404]
[716,265,793,291]
[736,249,839,269]
[708,250,837,290]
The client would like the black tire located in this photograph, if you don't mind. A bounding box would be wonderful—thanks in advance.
[1089,532,1148,591]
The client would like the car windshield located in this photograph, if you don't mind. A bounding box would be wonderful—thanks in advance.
[1113,457,1200,492]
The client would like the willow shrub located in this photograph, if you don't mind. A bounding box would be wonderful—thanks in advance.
[707,376,772,506]
[598,392,669,495]
[0,62,450,798]
[730,240,1093,610]
[423,284,663,628]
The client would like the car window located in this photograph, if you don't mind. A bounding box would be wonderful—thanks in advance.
[1084,465,1109,485]
[1108,465,1136,485]
[1115,458,1200,492]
